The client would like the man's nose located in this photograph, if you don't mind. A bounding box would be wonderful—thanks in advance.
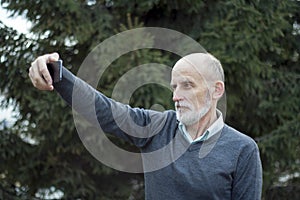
[172,90,183,102]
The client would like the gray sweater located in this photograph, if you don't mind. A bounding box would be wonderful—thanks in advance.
[54,67,262,200]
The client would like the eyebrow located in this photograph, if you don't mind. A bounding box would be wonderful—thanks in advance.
[170,80,195,88]
[182,80,194,84]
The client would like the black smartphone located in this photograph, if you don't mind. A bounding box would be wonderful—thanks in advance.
[47,60,62,83]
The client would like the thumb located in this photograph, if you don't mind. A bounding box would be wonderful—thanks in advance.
[48,52,60,62]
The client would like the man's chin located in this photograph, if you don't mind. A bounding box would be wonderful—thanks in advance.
[177,115,197,126]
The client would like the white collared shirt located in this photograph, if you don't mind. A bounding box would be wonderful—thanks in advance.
[178,110,224,144]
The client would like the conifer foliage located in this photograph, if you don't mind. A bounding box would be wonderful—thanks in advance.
[0,0,299,199]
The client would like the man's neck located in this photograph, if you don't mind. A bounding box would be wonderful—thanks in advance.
[186,109,217,140]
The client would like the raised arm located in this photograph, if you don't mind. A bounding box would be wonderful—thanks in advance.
[28,53,170,148]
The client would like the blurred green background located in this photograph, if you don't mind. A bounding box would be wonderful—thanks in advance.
[0,0,299,199]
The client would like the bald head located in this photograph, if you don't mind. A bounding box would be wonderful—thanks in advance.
[173,53,224,83]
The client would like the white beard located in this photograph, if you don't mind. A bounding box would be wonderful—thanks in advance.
[175,92,211,126]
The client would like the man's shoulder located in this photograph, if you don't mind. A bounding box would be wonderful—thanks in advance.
[221,124,258,150]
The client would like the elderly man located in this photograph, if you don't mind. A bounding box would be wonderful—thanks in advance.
[29,52,262,200]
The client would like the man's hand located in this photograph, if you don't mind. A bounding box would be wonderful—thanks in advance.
[28,52,60,91]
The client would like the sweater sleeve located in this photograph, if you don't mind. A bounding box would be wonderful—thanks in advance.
[231,142,263,200]
[53,67,169,148]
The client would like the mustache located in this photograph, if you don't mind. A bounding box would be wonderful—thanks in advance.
[174,102,191,109]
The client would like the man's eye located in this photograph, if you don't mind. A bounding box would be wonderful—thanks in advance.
[183,82,192,88]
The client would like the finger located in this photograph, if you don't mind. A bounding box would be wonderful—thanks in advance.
[28,64,40,87]
[37,56,53,85]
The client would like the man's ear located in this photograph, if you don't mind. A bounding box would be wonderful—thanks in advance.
[212,81,225,100]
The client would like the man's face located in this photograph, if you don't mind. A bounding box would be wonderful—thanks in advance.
[171,59,212,126]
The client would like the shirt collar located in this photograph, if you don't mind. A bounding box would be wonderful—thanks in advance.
[178,110,224,144]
